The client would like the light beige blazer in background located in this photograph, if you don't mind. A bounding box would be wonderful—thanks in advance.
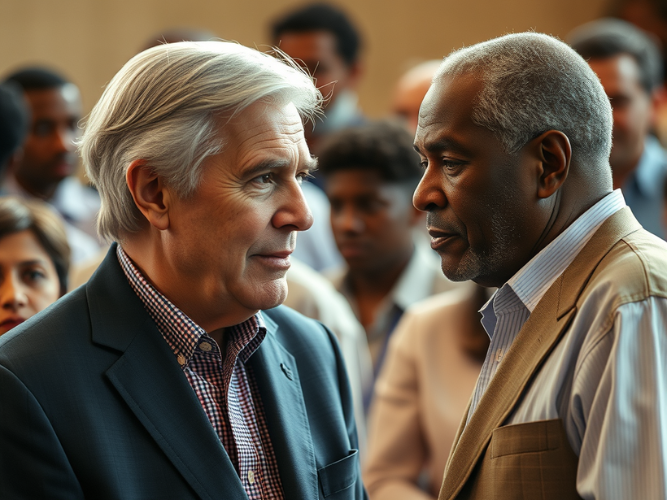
[364,285,483,500]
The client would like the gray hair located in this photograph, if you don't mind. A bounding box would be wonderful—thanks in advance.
[80,41,322,242]
[435,33,613,166]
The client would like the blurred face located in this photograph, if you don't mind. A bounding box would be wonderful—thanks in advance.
[326,169,418,274]
[392,75,434,135]
[588,54,653,179]
[0,230,60,335]
[163,101,314,326]
[413,74,541,287]
[18,84,82,195]
[277,30,355,108]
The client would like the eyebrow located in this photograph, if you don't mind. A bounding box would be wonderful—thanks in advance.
[242,155,319,179]
[414,137,470,156]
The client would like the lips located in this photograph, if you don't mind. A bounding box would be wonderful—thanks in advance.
[253,250,293,270]
[427,227,460,251]
[0,317,25,333]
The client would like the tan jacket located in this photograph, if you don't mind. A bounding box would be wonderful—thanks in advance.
[439,208,667,500]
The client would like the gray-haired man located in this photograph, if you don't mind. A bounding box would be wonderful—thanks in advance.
[0,42,366,500]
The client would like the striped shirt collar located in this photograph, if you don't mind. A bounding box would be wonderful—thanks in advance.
[505,189,626,313]
[116,245,266,366]
[480,190,626,338]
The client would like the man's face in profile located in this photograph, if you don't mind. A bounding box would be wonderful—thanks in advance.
[19,83,81,192]
[413,73,537,288]
[588,54,653,177]
[163,100,314,320]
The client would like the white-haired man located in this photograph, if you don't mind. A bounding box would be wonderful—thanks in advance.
[0,42,366,500]
[412,33,667,499]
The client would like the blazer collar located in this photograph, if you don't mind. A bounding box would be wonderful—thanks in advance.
[86,245,247,500]
[248,322,319,500]
[440,208,641,500]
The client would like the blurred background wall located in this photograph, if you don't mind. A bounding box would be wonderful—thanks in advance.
[0,0,609,118]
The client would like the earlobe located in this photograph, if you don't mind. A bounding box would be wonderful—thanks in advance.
[126,159,171,231]
[535,130,571,199]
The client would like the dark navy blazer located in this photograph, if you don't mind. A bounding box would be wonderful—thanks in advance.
[0,246,366,499]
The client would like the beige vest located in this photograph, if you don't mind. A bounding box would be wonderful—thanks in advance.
[439,208,667,500]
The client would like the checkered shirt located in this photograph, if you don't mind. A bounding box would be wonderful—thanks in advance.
[117,246,283,499]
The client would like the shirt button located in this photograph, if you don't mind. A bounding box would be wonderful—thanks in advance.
[177,354,186,366]
[200,341,212,352]
[495,351,504,362]
[248,470,255,484]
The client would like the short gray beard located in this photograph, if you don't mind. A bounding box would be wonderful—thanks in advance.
[444,207,518,283]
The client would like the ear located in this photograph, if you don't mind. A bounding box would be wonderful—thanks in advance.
[650,85,665,127]
[125,159,171,231]
[534,130,571,199]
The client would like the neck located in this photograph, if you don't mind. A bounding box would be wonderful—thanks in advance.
[122,232,254,332]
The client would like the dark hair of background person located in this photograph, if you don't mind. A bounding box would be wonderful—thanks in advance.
[570,18,664,93]
[0,197,70,295]
[0,83,29,169]
[271,2,361,66]
[317,120,423,186]
[3,67,70,91]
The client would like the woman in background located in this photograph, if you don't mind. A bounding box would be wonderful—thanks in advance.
[0,197,70,335]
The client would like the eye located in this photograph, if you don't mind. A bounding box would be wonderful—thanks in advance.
[22,268,47,284]
[296,170,314,184]
[254,173,274,185]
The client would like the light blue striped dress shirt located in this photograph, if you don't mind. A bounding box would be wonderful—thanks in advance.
[465,189,667,499]
[469,190,627,420]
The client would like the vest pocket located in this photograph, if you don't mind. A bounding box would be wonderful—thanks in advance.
[491,418,563,458]
[317,449,359,498]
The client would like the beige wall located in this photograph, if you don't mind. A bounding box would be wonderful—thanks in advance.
[1,0,609,118]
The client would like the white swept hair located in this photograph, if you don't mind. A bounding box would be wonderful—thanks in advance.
[435,33,613,168]
[80,41,322,242]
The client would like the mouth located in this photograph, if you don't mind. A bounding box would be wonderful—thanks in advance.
[428,227,460,251]
[253,250,293,270]
[0,317,25,332]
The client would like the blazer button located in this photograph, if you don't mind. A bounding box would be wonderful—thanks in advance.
[280,362,293,380]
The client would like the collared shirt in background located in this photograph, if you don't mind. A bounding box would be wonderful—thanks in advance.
[622,134,667,239]
[117,246,283,500]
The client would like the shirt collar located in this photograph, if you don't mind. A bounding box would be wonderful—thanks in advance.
[116,246,266,366]
[505,189,626,313]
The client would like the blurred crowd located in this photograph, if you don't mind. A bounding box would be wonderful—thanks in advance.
[1,0,666,498]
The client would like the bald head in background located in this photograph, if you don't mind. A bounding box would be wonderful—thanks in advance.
[391,60,441,134]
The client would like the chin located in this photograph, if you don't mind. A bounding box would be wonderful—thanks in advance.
[243,279,289,312]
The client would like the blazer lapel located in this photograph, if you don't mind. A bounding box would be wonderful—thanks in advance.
[248,314,319,500]
[86,246,246,500]
[440,207,642,500]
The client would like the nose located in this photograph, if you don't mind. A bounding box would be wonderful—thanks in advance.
[273,180,314,231]
[0,275,28,312]
[413,165,447,212]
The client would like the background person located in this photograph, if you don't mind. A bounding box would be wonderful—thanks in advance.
[319,120,457,403]
[2,67,102,261]
[570,18,667,239]
[271,2,364,151]
[364,285,488,500]
[391,60,442,135]
[0,83,29,181]
[0,197,69,335]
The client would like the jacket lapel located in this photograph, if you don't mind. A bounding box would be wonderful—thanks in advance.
[248,314,319,500]
[440,207,641,500]
[86,246,246,500]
